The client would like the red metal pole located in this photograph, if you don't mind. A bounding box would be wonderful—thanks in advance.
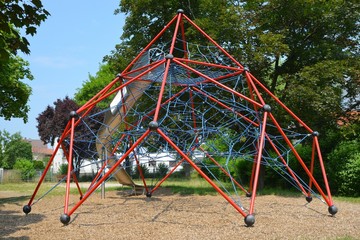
[122,14,178,73]
[152,11,183,121]
[244,71,265,106]
[269,113,332,206]
[60,143,83,198]
[26,121,70,206]
[67,130,151,216]
[82,60,165,113]
[249,111,268,214]
[157,128,248,217]
[150,158,185,194]
[247,72,313,133]
[243,71,262,195]
[265,134,308,195]
[182,14,244,69]
[64,116,76,214]
[198,146,249,194]
[132,150,150,193]
[174,59,262,108]
[192,86,259,127]
[182,70,244,87]
[248,159,257,193]
[179,14,188,59]
[308,140,316,195]
[314,136,334,204]
[78,76,120,113]
[153,59,172,122]
[177,58,242,71]
[122,60,166,79]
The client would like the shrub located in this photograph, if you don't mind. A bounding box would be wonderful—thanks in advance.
[133,163,150,178]
[33,160,45,170]
[338,153,360,197]
[156,163,169,177]
[327,140,360,195]
[13,158,36,181]
[233,158,253,185]
[58,163,68,175]
[170,168,188,179]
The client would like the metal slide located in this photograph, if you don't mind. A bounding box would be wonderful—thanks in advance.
[95,80,151,188]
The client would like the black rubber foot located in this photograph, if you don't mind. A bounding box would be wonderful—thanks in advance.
[23,205,31,214]
[60,214,71,225]
[246,192,252,198]
[328,205,338,215]
[244,214,255,227]
[146,192,152,198]
[305,196,313,203]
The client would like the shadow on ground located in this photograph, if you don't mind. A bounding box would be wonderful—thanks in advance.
[0,195,44,239]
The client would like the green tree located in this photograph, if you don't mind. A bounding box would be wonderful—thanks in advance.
[74,64,117,109]
[0,55,33,122]
[0,0,50,122]
[101,0,359,195]
[0,131,33,169]
[0,0,50,59]
[3,139,33,169]
[108,0,359,137]
[284,60,359,131]
[240,1,358,135]
[105,0,204,72]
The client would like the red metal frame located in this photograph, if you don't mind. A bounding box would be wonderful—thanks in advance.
[157,128,248,217]
[24,10,336,227]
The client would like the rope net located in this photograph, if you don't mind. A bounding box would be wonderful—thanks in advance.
[62,51,323,208]
[26,12,336,226]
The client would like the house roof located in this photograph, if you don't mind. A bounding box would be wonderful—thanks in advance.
[24,139,53,155]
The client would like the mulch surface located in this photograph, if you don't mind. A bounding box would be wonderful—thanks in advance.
[1,188,359,240]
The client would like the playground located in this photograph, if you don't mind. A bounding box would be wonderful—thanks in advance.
[1,188,360,239]
[6,9,349,237]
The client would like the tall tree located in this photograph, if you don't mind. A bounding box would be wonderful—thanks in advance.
[105,0,203,72]
[74,64,117,109]
[0,0,50,59]
[0,0,50,122]
[37,96,103,148]
[0,55,33,122]
[37,97,79,146]
[0,130,33,169]
[107,0,359,135]
[37,97,102,173]
[99,0,360,191]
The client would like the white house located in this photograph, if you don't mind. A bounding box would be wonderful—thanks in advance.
[52,147,67,174]
[116,148,205,173]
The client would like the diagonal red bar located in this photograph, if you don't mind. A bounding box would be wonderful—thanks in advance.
[156,128,248,217]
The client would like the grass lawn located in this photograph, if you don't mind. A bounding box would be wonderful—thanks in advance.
[1,177,359,204]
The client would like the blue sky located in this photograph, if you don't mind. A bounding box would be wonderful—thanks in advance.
[0,0,125,139]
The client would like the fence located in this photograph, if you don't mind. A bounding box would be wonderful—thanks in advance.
[0,169,56,183]
[0,169,99,183]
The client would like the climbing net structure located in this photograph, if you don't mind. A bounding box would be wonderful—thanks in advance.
[24,10,337,226]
